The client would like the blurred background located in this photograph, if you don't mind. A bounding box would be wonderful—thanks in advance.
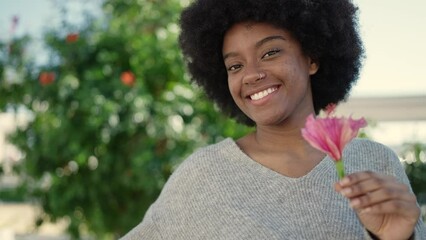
[0,0,425,239]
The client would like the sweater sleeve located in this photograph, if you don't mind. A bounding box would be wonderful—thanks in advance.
[353,140,426,239]
[387,149,426,240]
[119,204,163,240]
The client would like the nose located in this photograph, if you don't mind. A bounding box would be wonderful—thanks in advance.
[242,68,266,85]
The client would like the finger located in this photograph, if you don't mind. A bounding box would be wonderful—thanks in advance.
[349,187,417,210]
[334,182,343,192]
[338,171,386,187]
[357,198,420,219]
[340,176,404,199]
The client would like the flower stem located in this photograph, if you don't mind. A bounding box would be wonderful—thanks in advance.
[335,160,345,179]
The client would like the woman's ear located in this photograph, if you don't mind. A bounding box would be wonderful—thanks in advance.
[308,58,319,75]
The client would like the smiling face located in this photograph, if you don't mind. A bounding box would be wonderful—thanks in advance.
[223,22,319,127]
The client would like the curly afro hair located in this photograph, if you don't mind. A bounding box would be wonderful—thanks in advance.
[179,0,364,126]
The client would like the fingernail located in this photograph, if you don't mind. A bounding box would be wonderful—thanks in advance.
[341,188,352,196]
[340,177,350,186]
[350,199,360,208]
[360,207,371,213]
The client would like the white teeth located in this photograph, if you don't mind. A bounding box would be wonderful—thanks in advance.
[250,87,278,100]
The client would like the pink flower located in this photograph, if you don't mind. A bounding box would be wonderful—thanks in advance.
[301,104,367,178]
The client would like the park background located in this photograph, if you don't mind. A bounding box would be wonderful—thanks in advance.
[0,0,425,239]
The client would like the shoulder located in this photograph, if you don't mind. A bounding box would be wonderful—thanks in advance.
[186,137,237,160]
[172,137,237,176]
[345,138,396,156]
[138,138,241,236]
[155,137,238,198]
[343,138,403,175]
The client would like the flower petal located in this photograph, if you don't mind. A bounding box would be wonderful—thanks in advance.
[301,112,367,162]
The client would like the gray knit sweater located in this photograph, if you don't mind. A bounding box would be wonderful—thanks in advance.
[122,138,426,240]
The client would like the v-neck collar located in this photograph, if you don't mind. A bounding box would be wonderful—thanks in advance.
[221,138,334,182]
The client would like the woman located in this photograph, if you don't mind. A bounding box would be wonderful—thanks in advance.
[122,0,426,239]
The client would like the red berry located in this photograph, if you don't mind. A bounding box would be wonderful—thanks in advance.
[120,71,135,86]
[39,72,56,85]
[66,33,79,43]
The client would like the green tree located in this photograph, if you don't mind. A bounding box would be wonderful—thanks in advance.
[1,0,250,238]
[401,142,426,221]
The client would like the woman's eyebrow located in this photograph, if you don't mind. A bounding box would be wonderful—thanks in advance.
[223,52,237,61]
[223,35,286,61]
[255,35,286,48]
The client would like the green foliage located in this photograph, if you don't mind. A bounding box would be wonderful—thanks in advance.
[0,35,35,109]
[0,0,251,238]
[401,142,426,221]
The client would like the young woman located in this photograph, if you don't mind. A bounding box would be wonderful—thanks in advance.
[122,0,426,239]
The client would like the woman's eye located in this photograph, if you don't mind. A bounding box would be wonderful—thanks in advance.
[227,64,242,71]
[263,49,281,58]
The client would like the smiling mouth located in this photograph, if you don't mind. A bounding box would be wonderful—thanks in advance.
[249,86,278,101]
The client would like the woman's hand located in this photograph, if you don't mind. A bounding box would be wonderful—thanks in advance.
[335,171,420,240]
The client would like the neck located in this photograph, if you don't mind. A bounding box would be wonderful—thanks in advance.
[237,122,326,177]
[253,124,307,152]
